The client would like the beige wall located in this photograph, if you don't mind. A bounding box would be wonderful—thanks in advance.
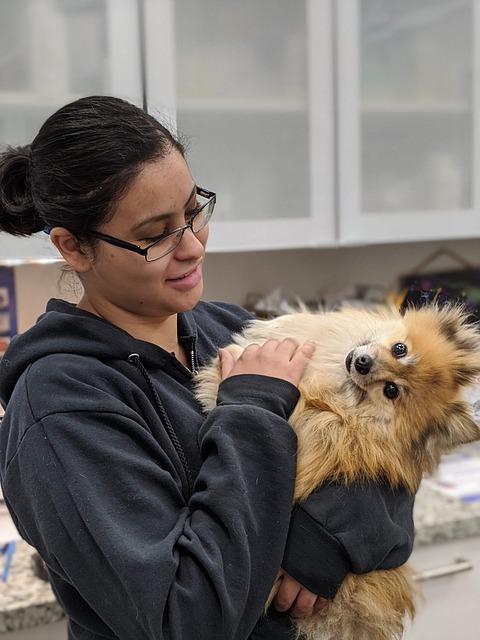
[13,237,480,333]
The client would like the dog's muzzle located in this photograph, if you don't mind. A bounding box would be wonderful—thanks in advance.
[345,350,373,375]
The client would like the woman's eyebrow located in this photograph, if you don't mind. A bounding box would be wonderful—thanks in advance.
[131,184,196,234]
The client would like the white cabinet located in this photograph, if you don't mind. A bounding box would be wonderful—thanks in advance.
[337,0,480,245]
[2,0,480,261]
[147,0,336,252]
[146,0,480,251]
[0,0,143,145]
[0,0,145,263]
[404,535,480,639]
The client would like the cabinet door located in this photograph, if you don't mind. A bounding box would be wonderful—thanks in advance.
[149,0,335,252]
[336,0,480,245]
[0,0,144,263]
[405,536,480,639]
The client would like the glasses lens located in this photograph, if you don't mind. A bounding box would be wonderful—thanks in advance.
[145,191,215,262]
[145,230,183,262]
[191,195,215,233]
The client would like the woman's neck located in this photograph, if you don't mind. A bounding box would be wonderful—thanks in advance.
[77,296,181,354]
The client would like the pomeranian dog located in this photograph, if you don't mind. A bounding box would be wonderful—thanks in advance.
[195,304,480,640]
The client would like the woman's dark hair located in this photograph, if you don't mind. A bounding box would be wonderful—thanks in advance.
[0,95,185,239]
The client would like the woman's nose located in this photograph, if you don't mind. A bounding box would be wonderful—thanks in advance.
[174,224,208,258]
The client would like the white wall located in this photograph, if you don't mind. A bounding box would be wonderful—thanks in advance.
[13,237,480,333]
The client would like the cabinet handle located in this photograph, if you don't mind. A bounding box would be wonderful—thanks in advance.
[413,557,473,582]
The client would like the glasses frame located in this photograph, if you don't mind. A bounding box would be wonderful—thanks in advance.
[89,186,215,262]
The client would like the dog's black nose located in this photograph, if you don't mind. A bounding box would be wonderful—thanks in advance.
[354,354,372,375]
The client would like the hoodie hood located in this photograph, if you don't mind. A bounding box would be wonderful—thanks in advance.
[0,299,200,408]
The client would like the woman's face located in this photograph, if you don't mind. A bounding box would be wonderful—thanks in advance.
[80,149,209,322]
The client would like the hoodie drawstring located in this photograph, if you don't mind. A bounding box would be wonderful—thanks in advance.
[127,353,194,499]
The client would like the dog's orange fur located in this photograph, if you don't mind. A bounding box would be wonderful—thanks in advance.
[195,305,480,640]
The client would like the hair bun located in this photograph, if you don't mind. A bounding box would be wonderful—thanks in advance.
[0,144,42,236]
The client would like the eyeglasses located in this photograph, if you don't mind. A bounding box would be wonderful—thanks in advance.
[88,186,216,262]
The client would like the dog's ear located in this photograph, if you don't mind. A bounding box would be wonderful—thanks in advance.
[436,305,480,345]
[416,403,480,469]
[434,306,480,385]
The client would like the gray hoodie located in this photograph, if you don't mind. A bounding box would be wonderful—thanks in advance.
[0,299,414,639]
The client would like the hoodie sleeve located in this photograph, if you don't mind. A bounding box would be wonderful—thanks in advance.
[1,369,300,640]
[281,482,415,599]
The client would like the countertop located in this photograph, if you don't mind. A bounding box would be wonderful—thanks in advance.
[0,541,64,633]
[0,480,479,634]
[413,441,480,545]
[412,480,480,545]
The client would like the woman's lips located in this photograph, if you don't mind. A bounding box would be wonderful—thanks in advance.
[166,265,202,290]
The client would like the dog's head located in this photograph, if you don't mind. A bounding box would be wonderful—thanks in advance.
[297,305,480,480]
[240,305,480,488]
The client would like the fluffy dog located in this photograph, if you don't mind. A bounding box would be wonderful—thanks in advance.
[195,304,480,640]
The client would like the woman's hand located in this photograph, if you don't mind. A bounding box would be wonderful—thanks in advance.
[219,338,316,387]
[273,569,328,618]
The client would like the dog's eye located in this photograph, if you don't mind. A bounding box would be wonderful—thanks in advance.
[384,382,399,399]
[392,343,407,358]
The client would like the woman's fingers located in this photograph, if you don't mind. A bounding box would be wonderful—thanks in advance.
[273,570,301,612]
[313,596,329,613]
[273,571,328,618]
[221,338,316,386]
[218,348,235,379]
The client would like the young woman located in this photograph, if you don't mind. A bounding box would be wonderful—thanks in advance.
[0,96,414,640]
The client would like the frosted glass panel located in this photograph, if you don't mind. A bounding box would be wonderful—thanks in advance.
[0,0,31,92]
[360,0,473,213]
[0,0,141,147]
[0,0,106,96]
[174,0,310,222]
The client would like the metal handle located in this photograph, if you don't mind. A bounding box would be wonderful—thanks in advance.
[414,557,473,582]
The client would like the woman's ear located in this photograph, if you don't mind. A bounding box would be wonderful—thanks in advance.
[48,227,93,272]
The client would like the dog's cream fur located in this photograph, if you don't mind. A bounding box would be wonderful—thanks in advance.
[195,305,480,640]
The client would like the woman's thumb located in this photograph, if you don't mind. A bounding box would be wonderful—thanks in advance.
[218,348,235,379]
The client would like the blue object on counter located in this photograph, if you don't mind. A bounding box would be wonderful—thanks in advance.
[1,541,16,581]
